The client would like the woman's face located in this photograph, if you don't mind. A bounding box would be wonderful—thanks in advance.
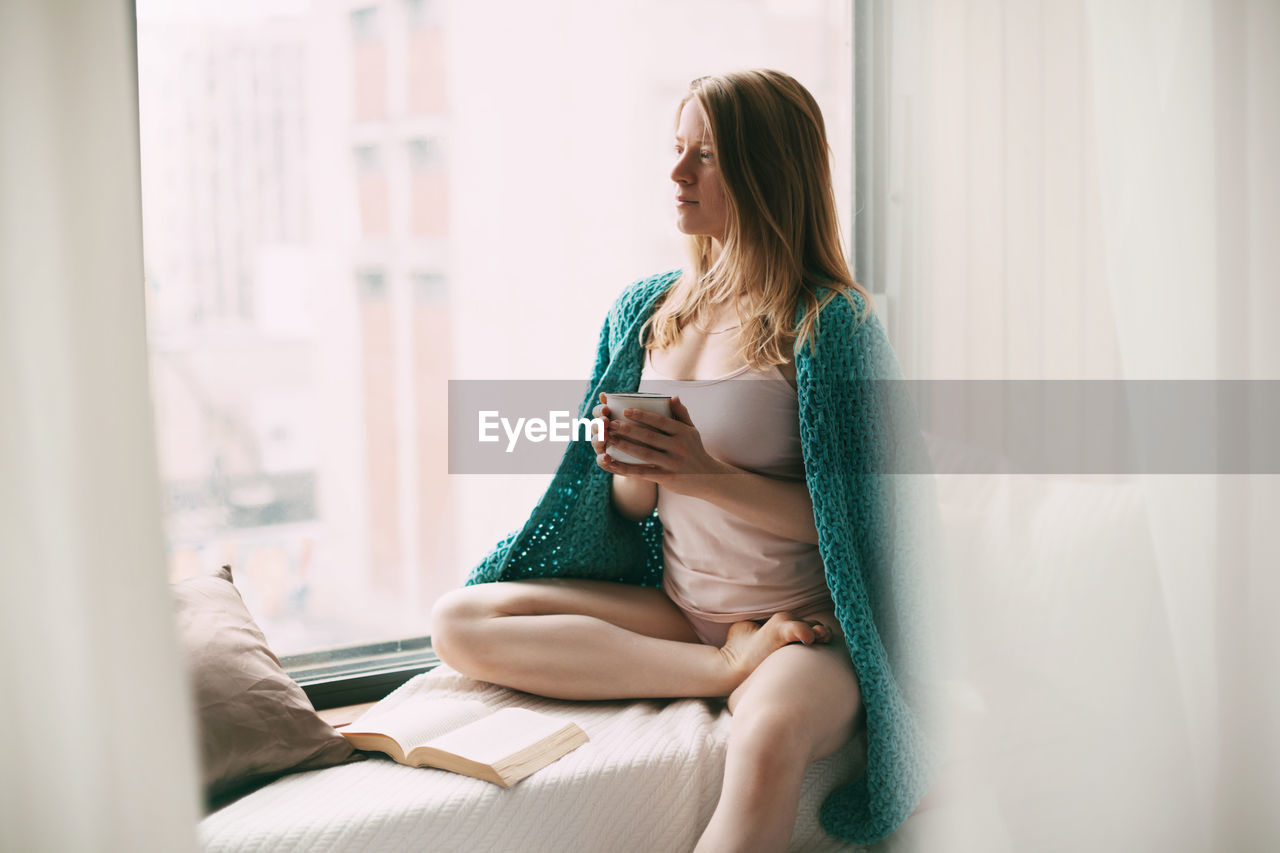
[670,98,728,244]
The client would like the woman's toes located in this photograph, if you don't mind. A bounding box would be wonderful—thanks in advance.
[781,621,814,645]
[764,612,816,646]
[718,612,832,689]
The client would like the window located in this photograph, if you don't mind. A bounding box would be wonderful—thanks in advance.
[408,138,448,238]
[354,144,382,173]
[357,268,388,299]
[407,137,442,171]
[350,7,381,42]
[355,145,391,236]
[412,272,448,303]
[405,0,443,29]
[351,6,387,120]
[136,0,854,700]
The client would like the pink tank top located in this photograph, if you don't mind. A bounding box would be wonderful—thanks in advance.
[637,350,834,625]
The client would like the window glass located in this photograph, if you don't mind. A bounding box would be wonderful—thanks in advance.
[351,7,381,41]
[136,0,853,656]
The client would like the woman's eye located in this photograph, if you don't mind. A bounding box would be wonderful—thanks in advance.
[699,151,714,161]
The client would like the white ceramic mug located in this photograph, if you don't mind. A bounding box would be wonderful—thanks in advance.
[602,392,673,465]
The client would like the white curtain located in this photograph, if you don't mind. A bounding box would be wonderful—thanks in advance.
[1086,2,1280,848]
[0,2,201,851]
[872,0,1280,850]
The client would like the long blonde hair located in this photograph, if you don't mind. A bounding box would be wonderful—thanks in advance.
[643,69,869,367]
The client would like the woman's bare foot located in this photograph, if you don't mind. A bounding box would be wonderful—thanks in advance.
[717,612,831,687]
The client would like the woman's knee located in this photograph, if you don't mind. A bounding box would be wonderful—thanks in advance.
[728,704,812,773]
[431,581,564,670]
[430,585,504,673]
[728,646,862,765]
[730,696,862,773]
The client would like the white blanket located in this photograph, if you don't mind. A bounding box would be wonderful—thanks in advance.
[198,666,869,853]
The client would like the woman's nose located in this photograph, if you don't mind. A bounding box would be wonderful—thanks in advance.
[670,152,693,184]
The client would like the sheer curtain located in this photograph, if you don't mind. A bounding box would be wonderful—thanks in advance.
[868,0,1279,849]
[1085,3,1279,848]
[0,1,201,851]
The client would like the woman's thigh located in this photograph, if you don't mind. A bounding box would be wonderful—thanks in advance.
[727,639,862,763]
[434,578,701,644]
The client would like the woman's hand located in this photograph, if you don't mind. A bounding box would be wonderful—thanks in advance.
[592,393,660,520]
[598,396,728,496]
[595,394,818,543]
[589,393,613,460]
[601,389,819,537]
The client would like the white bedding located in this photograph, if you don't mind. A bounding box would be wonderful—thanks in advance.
[198,665,869,852]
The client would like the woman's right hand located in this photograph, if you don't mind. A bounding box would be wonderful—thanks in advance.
[590,392,612,462]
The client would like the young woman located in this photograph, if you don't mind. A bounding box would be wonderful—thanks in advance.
[432,69,933,850]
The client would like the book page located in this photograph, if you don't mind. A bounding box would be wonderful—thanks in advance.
[347,698,493,749]
[421,707,571,766]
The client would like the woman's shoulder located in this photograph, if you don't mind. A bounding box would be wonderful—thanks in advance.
[809,283,870,318]
[621,269,682,304]
[609,269,682,325]
[802,286,900,378]
[805,286,880,343]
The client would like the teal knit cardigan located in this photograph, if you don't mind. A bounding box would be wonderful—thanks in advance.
[466,269,936,844]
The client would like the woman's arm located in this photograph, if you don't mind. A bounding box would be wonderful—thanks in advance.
[610,472,659,522]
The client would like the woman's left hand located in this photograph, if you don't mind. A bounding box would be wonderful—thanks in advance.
[600,396,728,495]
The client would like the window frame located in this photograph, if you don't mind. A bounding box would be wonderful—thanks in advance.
[853,0,891,329]
[286,636,439,710]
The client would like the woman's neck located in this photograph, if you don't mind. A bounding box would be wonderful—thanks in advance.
[692,238,748,331]
[708,238,724,265]
[694,294,749,335]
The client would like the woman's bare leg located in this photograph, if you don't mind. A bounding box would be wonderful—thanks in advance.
[430,579,824,701]
[695,624,862,853]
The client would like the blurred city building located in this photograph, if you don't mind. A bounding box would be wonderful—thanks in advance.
[136,0,851,656]
[139,0,455,653]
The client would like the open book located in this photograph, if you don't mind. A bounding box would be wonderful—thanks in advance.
[340,697,588,788]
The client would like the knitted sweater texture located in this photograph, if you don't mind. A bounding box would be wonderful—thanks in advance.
[466,269,936,844]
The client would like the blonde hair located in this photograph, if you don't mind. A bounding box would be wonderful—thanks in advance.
[643,69,869,368]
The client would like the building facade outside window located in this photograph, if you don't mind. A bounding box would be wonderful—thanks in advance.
[136,0,855,659]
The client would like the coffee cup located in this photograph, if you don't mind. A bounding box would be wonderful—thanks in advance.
[602,392,673,465]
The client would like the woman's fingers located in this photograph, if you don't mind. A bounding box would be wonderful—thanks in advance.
[608,419,671,451]
[611,410,680,459]
[608,402,720,481]
[596,452,661,480]
[669,395,693,425]
[606,432,663,463]
[590,397,614,456]
[619,406,682,434]
[600,401,719,485]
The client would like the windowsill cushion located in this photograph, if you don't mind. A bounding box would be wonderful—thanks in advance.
[197,664,868,852]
